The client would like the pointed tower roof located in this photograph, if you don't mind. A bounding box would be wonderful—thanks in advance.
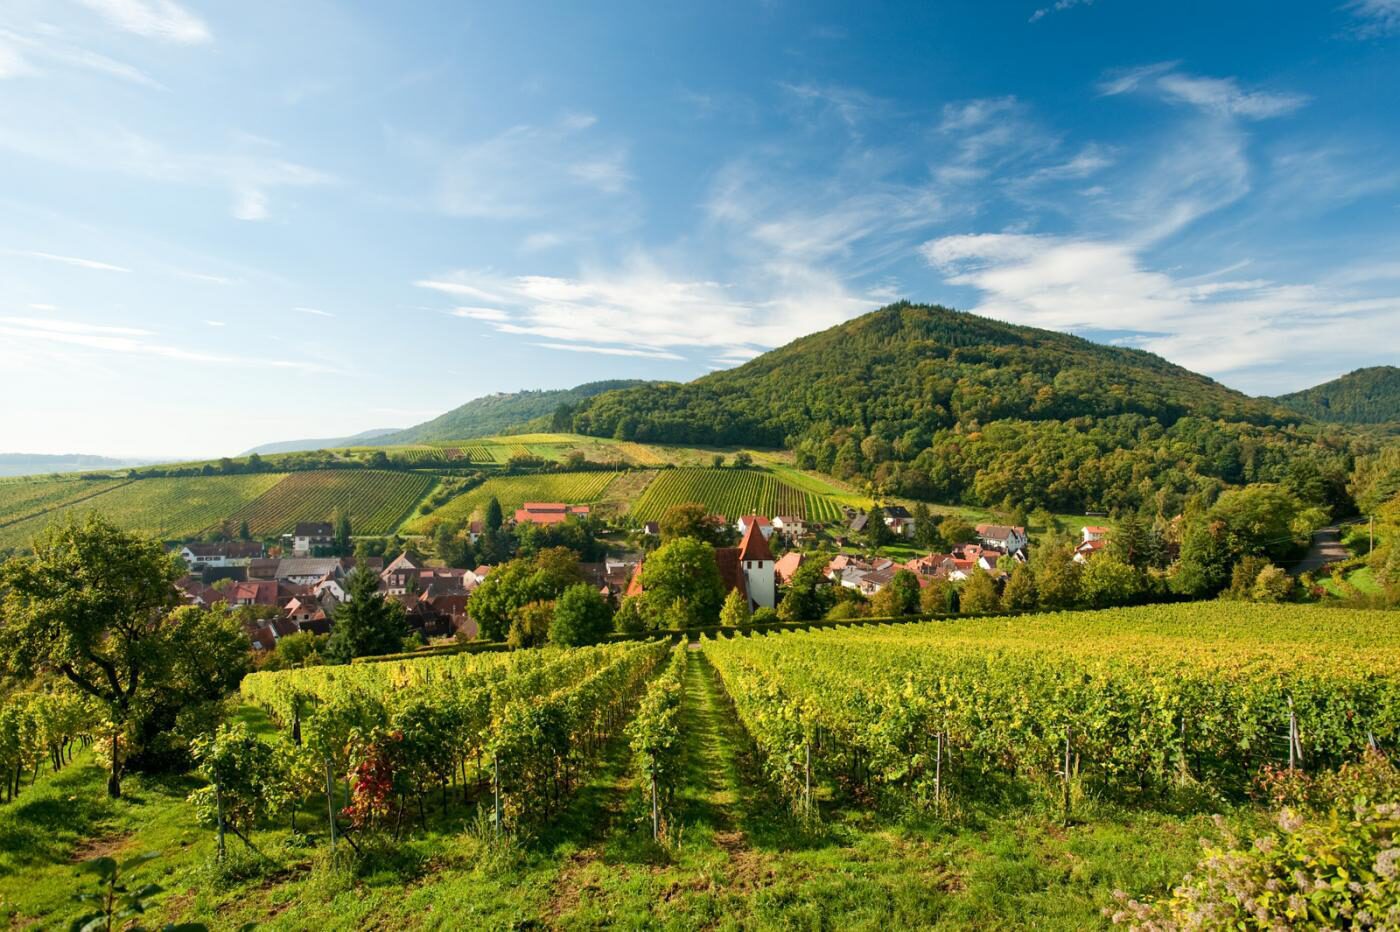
[737,521,774,562]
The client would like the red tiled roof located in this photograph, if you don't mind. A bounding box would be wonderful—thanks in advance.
[774,551,803,583]
[713,548,749,600]
[737,522,773,563]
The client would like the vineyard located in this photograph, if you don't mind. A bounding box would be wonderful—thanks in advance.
[0,477,130,530]
[705,604,1400,813]
[0,474,285,550]
[240,640,667,832]
[630,467,846,523]
[222,470,434,537]
[402,471,620,532]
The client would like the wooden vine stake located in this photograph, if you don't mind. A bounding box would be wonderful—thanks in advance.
[324,756,337,850]
[804,740,813,818]
[651,775,660,841]
[493,752,503,837]
[1061,725,1072,824]
[1287,697,1303,772]
[934,731,944,811]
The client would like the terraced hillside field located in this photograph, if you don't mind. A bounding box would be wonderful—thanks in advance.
[630,467,846,523]
[223,470,435,536]
[0,474,286,549]
[403,471,620,533]
[0,477,131,530]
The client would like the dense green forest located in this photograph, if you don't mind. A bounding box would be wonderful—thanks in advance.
[1273,365,1400,425]
[375,379,651,444]
[571,303,1363,514]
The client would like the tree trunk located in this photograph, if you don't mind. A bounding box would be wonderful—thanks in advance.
[107,728,121,799]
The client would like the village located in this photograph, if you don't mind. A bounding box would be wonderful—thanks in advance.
[166,500,1105,654]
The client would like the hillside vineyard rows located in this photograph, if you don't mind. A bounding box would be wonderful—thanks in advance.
[235,604,1400,839]
[403,471,621,532]
[220,470,435,536]
[630,467,845,522]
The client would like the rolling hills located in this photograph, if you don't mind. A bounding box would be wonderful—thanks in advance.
[370,380,652,445]
[1273,365,1400,424]
[568,302,1347,513]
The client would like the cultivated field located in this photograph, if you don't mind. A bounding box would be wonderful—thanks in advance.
[402,470,621,532]
[0,473,285,549]
[630,467,847,523]
[222,469,435,536]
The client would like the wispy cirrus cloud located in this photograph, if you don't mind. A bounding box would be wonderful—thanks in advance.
[76,0,210,44]
[4,248,130,272]
[1029,0,1096,23]
[1344,0,1400,36]
[293,306,333,317]
[0,28,162,87]
[0,315,340,372]
[0,118,333,221]
[1101,63,1307,120]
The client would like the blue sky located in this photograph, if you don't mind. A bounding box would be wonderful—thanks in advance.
[2,0,1398,458]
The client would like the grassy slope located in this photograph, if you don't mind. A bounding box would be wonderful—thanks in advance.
[0,656,1239,930]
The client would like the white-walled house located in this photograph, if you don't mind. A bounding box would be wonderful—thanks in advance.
[976,524,1028,554]
[736,515,775,541]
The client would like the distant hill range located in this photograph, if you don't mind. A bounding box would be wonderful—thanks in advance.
[0,453,157,478]
[368,380,652,446]
[241,428,401,457]
[557,301,1334,512]
[1272,366,1400,425]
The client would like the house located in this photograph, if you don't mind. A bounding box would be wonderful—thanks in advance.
[292,522,334,556]
[223,579,280,607]
[247,558,280,580]
[976,524,1028,554]
[859,567,896,595]
[641,521,660,536]
[248,618,299,651]
[514,502,591,526]
[312,572,347,602]
[848,513,869,534]
[736,515,774,540]
[771,515,805,541]
[274,557,343,586]
[468,520,485,543]
[1074,538,1107,564]
[1082,525,1110,543]
[882,505,916,537]
[381,552,424,594]
[906,553,958,579]
[774,551,804,585]
[178,540,265,569]
[824,553,853,579]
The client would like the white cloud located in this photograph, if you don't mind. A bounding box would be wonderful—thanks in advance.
[0,120,332,221]
[1101,64,1306,120]
[1345,0,1400,35]
[203,320,224,327]
[450,306,509,322]
[77,0,210,44]
[0,315,340,371]
[293,306,333,317]
[232,188,269,221]
[5,249,130,272]
[531,342,683,360]
[396,114,631,221]
[0,28,162,87]
[921,233,1400,391]
[1029,0,1096,23]
[1157,74,1307,120]
[416,258,875,367]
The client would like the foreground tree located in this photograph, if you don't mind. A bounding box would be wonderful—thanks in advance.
[0,515,181,797]
[642,538,724,627]
[549,584,613,646]
[658,502,731,547]
[958,567,1001,614]
[719,588,751,627]
[324,568,407,663]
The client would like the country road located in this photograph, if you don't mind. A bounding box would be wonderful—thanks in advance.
[1292,524,1350,575]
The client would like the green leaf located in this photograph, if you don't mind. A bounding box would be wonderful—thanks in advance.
[79,856,117,880]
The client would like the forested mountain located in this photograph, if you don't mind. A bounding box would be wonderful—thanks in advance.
[572,302,1355,514]
[375,380,651,445]
[1273,366,1400,425]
